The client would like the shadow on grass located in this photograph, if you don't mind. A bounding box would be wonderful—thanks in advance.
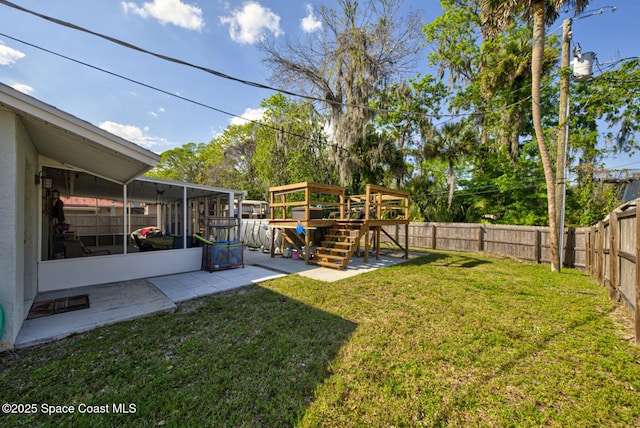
[407,251,491,269]
[0,286,357,427]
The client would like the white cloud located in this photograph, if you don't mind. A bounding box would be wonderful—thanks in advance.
[99,121,172,151]
[230,107,265,126]
[220,2,283,44]
[300,4,321,33]
[122,0,204,31]
[0,41,26,65]
[11,83,34,94]
[148,107,166,118]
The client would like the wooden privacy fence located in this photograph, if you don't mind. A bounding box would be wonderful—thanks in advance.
[382,198,639,343]
[381,222,588,268]
[65,214,157,246]
[584,200,639,344]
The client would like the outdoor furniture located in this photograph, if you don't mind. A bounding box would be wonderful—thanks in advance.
[144,235,174,250]
[64,240,111,258]
[132,234,154,252]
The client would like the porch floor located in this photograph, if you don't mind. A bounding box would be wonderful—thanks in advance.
[15,249,419,349]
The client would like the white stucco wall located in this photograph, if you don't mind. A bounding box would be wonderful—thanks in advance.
[16,114,39,317]
[38,248,202,292]
[0,108,39,350]
[0,109,19,350]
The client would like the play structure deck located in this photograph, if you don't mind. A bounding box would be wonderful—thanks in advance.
[268,182,410,270]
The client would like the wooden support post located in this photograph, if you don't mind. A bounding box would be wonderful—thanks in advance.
[405,223,409,259]
[478,225,484,252]
[304,228,310,264]
[610,211,619,301]
[270,226,275,258]
[635,204,640,344]
[282,194,287,219]
[305,187,310,220]
[364,224,370,263]
[534,229,541,264]
[376,226,381,260]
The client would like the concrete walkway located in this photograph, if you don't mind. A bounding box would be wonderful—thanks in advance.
[15,250,420,348]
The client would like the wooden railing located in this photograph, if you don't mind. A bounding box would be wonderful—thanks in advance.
[269,182,409,222]
[269,182,345,221]
[348,184,410,221]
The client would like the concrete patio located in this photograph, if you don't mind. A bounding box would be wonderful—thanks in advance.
[15,249,420,348]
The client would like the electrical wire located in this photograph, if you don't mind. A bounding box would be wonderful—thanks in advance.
[2,0,635,171]
[0,0,570,129]
[0,0,457,119]
[0,32,324,142]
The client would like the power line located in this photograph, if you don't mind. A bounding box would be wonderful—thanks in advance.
[0,32,329,144]
[0,0,452,119]
[0,0,566,127]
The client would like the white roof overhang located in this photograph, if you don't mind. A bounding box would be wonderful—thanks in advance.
[0,83,159,184]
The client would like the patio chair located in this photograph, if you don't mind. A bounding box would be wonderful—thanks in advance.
[132,234,154,252]
[64,240,111,258]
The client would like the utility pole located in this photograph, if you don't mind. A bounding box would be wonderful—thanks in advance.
[556,17,571,270]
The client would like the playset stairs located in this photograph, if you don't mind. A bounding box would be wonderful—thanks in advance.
[315,221,368,270]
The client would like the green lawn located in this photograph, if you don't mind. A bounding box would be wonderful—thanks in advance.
[2,251,640,427]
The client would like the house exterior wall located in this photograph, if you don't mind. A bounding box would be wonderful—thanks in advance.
[0,108,38,350]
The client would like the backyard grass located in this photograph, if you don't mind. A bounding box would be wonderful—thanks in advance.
[2,250,640,427]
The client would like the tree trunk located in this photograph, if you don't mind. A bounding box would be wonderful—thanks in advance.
[532,0,560,272]
[555,18,571,268]
[447,159,456,209]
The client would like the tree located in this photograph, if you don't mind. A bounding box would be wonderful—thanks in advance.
[372,74,447,187]
[207,124,263,197]
[145,142,214,184]
[423,120,477,208]
[260,0,423,188]
[253,93,337,192]
[480,0,590,272]
[425,0,559,160]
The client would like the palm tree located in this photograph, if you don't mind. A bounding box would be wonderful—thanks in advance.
[480,0,590,272]
[423,120,477,209]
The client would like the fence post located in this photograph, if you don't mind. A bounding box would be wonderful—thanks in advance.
[567,228,575,268]
[431,224,436,250]
[610,210,619,301]
[635,203,639,344]
[477,225,484,252]
[586,227,593,275]
[534,229,541,264]
[597,221,604,286]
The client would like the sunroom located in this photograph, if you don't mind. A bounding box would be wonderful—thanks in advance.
[38,165,245,292]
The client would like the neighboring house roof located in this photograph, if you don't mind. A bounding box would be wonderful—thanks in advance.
[61,196,125,208]
[0,83,159,184]
[623,179,640,201]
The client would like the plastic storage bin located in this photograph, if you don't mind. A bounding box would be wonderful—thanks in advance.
[202,240,244,272]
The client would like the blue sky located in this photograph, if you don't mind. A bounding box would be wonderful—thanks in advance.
[0,0,638,171]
